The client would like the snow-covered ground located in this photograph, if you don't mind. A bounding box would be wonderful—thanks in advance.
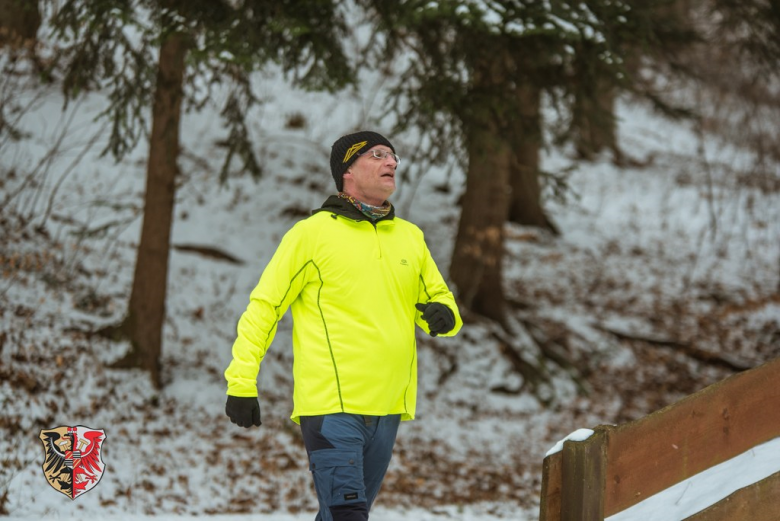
[1,38,779,521]
[1,506,520,521]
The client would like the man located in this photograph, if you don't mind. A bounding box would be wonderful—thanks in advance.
[224,130,462,521]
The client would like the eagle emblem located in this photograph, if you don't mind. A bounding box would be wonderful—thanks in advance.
[38,426,106,500]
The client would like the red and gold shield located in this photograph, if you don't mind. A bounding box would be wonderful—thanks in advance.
[39,425,106,500]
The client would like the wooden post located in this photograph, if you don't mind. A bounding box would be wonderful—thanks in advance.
[539,451,563,521]
[538,357,780,520]
[560,426,611,521]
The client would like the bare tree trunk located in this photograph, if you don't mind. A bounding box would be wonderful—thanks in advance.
[507,82,558,233]
[450,60,512,325]
[111,32,188,388]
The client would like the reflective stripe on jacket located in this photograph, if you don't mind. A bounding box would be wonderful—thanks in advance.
[224,196,462,424]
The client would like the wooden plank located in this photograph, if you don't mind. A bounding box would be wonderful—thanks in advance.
[539,451,563,521]
[561,426,610,521]
[604,356,780,516]
[682,471,780,521]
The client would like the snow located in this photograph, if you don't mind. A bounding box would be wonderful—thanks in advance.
[544,428,596,456]
[2,7,780,521]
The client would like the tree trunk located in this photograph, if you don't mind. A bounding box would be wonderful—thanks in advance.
[450,60,512,325]
[570,44,620,163]
[507,81,558,233]
[111,32,188,388]
[572,79,618,161]
[0,0,40,49]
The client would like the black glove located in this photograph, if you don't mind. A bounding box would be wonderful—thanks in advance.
[415,302,455,337]
[225,396,262,428]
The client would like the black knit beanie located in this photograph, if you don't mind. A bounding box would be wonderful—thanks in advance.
[330,130,395,191]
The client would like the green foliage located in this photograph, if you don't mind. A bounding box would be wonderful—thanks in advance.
[48,0,155,159]
[45,0,353,178]
[217,84,262,183]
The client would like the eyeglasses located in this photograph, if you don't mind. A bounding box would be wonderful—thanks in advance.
[358,149,400,164]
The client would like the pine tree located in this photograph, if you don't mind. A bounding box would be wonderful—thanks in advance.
[47,0,353,387]
[361,0,645,322]
[566,0,703,165]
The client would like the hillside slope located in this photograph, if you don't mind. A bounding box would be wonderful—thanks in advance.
[1,72,779,518]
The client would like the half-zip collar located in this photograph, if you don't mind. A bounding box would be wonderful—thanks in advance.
[312,195,396,225]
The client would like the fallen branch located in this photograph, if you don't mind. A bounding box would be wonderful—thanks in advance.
[595,323,754,372]
[173,243,244,265]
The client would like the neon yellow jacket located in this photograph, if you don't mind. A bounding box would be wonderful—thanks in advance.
[225,196,462,423]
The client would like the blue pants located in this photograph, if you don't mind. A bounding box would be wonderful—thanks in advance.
[300,413,401,521]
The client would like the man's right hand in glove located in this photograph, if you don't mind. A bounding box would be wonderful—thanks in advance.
[225,395,262,428]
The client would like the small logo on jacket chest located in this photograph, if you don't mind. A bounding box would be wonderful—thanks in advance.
[400,259,409,266]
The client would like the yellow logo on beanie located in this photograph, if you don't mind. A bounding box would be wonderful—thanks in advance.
[343,141,368,163]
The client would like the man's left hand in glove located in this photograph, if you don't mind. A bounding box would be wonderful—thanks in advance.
[415,302,455,337]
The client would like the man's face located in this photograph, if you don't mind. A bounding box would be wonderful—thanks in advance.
[343,145,398,204]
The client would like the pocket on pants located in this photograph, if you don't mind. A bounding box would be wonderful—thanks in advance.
[309,449,365,506]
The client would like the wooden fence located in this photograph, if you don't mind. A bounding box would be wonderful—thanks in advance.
[539,356,780,520]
